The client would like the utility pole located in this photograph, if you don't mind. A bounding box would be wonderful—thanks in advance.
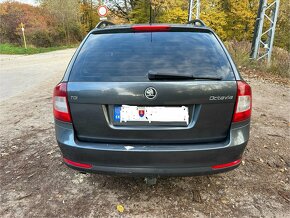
[188,0,201,22]
[20,23,27,49]
[250,0,280,65]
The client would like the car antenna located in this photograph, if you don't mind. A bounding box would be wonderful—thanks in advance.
[149,0,152,24]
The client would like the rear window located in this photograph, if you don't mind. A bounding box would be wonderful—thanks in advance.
[69,31,235,82]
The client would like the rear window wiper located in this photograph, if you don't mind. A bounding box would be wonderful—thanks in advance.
[148,71,222,81]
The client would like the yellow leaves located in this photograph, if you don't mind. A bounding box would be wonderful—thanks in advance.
[221,0,257,41]
[151,0,180,10]
[200,1,228,40]
[79,1,100,33]
[130,0,188,23]
[159,7,188,23]
[116,204,124,213]
[115,0,288,49]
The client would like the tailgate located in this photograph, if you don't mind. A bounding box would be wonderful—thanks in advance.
[68,81,237,144]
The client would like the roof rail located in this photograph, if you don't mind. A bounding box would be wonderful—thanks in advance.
[95,21,115,29]
[187,19,206,27]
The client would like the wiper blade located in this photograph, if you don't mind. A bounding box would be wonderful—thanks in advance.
[148,71,222,81]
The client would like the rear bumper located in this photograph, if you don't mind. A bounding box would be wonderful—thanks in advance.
[55,120,250,176]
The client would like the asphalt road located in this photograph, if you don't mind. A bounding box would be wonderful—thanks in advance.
[0,49,75,100]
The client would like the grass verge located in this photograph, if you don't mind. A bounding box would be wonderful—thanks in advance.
[225,40,290,78]
[0,43,77,55]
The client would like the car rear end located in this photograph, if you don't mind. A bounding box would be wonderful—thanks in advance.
[53,24,251,176]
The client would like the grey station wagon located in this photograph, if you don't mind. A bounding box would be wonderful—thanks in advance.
[53,21,252,177]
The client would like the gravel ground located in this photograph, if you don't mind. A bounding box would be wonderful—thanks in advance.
[0,50,289,217]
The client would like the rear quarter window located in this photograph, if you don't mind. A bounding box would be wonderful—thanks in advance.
[69,31,235,82]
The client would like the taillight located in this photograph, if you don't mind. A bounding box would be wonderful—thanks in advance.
[132,25,171,32]
[53,83,71,122]
[232,81,252,122]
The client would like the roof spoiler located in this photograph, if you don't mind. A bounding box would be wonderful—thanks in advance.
[95,21,115,29]
[187,19,206,27]
[95,19,206,29]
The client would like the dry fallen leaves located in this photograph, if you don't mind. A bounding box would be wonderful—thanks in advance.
[117,204,124,213]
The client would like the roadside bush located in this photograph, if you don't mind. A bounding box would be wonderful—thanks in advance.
[30,30,53,47]
[49,28,66,46]
[46,26,82,47]
[69,24,83,43]
[225,40,290,78]
[269,47,290,78]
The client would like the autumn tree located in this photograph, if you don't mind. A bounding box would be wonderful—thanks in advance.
[157,0,188,24]
[80,0,100,34]
[0,1,51,45]
[117,0,188,23]
[275,0,290,50]
[105,0,138,21]
[223,0,258,41]
[106,0,288,50]
[38,0,81,44]
[199,0,228,40]
[1,0,289,50]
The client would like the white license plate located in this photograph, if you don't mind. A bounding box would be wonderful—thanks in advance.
[114,105,189,124]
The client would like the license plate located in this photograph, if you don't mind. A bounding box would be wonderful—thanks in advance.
[114,105,189,124]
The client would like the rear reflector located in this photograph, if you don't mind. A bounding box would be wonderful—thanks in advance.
[211,159,241,170]
[132,25,171,32]
[53,83,71,122]
[232,81,252,122]
[63,158,93,169]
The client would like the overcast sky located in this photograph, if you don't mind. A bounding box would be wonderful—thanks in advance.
[0,0,38,5]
